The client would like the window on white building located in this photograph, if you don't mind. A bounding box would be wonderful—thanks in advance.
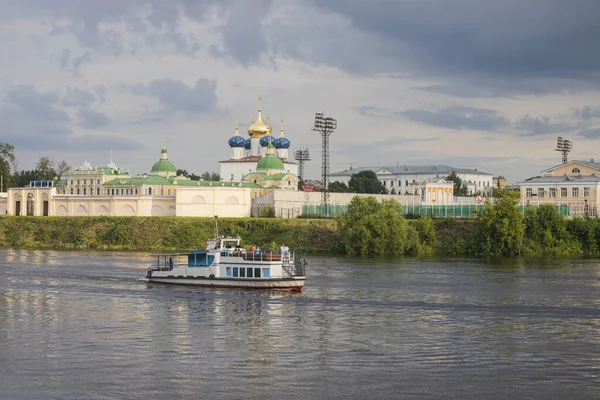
[390,181,394,187]
[584,187,590,197]
[572,167,581,173]
[549,188,556,198]
[572,188,579,197]
[526,188,532,198]
[561,188,567,197]
[538,188,544,198]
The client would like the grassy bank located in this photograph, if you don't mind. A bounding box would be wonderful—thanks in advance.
[0,216,340,253]
[0,216,477,255]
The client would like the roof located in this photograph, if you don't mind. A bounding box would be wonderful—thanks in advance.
[218,156,297,164]
[257,154,284,171]
[330,165,493,176]
[104,176,262,188]
[541,159,600,173]
[150,159,177,173]
[517,175,600,185]
[219,156,262,163]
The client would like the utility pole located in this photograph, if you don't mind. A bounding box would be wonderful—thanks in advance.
[312,113,337,214]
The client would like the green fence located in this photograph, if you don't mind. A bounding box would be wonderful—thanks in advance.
[301,204,571,218]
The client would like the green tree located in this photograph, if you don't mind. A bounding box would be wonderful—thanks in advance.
[328,181,349,193]
[348,170,386,194]
[337,196,412,255]
[34,156,56,180]
[201,172,220,181]
[177,169,189,177]
[55,160,71,181]
[524,204,578,254]
[14,170,36,187]
[446,171,468,196]
[0,142,16,190]
[476,188,525,256]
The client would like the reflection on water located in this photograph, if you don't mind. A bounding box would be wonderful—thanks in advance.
[0,250,599,399]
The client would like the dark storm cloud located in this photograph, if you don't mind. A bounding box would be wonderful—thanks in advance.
[218,0,271,65]
[130,78,218,115]
[77,108,110,128]
[311,0,600,93]
[61,87,96,108]
[398,106,509,131]
[5,85,69,122]
[360,104,581,136]
[573,106,600,120]
[0,85,123,152]
[418,77,600,98]
[514,115,573,136]
[580,128,600,139]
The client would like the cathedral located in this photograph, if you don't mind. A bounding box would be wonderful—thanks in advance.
[219,95,298,188]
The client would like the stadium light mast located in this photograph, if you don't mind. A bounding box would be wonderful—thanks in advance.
[555,136,573,164]
[312,112,337,211]
[294,146,311,183]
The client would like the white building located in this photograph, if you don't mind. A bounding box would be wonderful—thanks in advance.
[330,165,494,195]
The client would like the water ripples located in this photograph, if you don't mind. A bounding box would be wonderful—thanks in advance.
[0,250,599,399]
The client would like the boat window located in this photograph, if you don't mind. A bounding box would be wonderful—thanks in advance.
[263,268,270,278]
[254,268,261,278]
[226,267,231,277]
[233,268,239,277]
[247,268,253,278]
[240,268,246,278]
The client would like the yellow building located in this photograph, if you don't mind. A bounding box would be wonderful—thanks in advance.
[517,159,600,216]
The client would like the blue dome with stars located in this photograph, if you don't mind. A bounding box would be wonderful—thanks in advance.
[274,136,291,149]
[244,138,251,150]
[259,134,275,147]
[228,135,245,148]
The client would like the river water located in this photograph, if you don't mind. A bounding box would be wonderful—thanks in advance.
[0,250,599,400]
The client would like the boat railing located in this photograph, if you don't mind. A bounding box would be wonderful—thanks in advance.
[224,250,294,263]
[282,251,306,277]
[149,254,187,271]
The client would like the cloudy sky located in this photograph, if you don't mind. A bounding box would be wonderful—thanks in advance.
[2,0,600,183]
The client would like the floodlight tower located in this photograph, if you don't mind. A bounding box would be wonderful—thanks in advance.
[555,136,573,164]
[312,112,337,209]
[294,146,311,183]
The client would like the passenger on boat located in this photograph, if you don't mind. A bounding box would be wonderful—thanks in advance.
[169,257,173,270]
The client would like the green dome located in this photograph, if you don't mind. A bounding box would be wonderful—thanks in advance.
[257,154,284,172]
[151,159,177,174]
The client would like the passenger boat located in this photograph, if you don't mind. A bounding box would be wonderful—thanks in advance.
[145,236,307,291]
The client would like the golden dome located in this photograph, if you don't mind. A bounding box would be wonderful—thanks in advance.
[247,94,272,138]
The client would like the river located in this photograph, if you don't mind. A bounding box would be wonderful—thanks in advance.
[0,250,599,399]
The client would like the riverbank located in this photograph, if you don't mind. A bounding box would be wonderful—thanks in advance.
[0,216,340,253]
[0,216,478,254]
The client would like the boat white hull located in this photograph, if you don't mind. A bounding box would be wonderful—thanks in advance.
[146,276,306,290]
